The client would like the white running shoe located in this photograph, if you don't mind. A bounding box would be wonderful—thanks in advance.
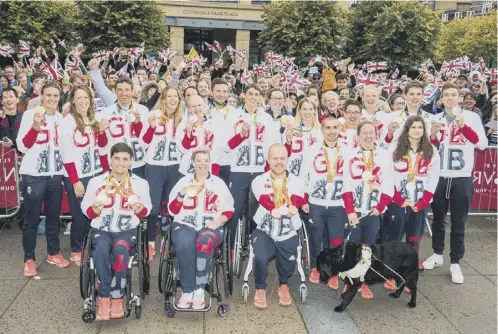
[63,222,72,235]
[450,264,464,284]
[192,288,205,310]
[422,253,444,270]
[177,292,193,309]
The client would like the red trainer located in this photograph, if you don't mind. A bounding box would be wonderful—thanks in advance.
[309,268,320,284]
[24,259,37,278]
[47,254,69,269]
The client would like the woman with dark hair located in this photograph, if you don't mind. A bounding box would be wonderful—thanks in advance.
[60,85,109,266]
[141,87,184,261]
[341,120,394,299]
[385,115,440,291]
[481,90,497,124]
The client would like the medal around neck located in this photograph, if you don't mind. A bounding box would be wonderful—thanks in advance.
[362,171,372,181]
[34,106,46,116]
[126,114,136,123]
[278,205,289,216]
[127,194,139,205]
[406,182,415,192]
[94,192,108,206]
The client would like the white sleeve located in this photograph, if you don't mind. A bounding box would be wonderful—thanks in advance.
[425,149,441,194]
[136,178,152,216]
[81,177,99,218]
[218,180,235,214]
[16,109,34,154]
[251,175,265,201]
[90,69,116,107]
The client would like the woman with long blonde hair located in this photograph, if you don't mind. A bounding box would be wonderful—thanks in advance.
[60,84,108,266]
[284,97,322,177]
[141,86,183,260]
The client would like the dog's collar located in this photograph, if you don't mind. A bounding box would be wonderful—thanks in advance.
[339,245,372,284]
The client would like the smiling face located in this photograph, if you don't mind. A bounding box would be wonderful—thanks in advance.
[193,152,210,175]
[344,103,361,126]
[111,151,132,175]
[245,87,261,108]
[299,101,315,123]
[188,95,205,118]
[1,90,18,110]
[358,123,376,149]
[321,117,339,143]
[197,80,210,97]
[116,82,133,106]
[363,86,379,109]
[269,90,284,111]
[41,87,61,111]
[268,145,288,176]
[72,88,91,116]
[212,83,228,106]
[442,87,459,110]
[405,87,423,109]
[408,120,425,141]
[163,88,180,113]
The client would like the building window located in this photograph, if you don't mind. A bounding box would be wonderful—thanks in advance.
[454,11,463,19]
[251,0,271,4]
[184,28,214,61]
[442,13,449,21]
[249,30,263,65]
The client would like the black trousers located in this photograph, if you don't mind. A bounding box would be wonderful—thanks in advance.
[431,177,473,264]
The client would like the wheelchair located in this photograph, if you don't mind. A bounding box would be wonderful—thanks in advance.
[157,222,233,318]
[79,221,150,323]
[240,215,311,304]
[232,190,258,280]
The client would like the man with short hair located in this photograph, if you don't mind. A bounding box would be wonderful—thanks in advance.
[4,66,17,86]
[0,87,22,150]
[250,143,307,309]
[197,80,210,104]
[81,143,152,321]
[423,82,487,284]
[99,77,149,178]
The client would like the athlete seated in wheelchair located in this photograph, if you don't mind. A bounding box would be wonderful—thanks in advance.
[163,148,234,311]
[80,143,152,321]
[245,144,308,309]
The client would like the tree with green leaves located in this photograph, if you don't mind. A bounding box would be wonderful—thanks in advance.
[435,10,497,65]
[0,1,78,47]
[349,0,442,71]
[76,0,170,53]
[258,0,350,59]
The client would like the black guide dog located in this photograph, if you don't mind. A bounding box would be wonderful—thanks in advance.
[317,241,419,313]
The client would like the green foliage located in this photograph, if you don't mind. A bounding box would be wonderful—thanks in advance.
[76,0,170,53]
[349,0,442,70]
[258,0,350,59]
[0,1,169,54]
[435,10,497,65]
[0,1,78,47]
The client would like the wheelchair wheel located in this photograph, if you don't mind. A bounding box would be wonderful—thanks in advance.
[233,218,244,279]
[137,225,150,298]
[226,232,233,296]
[300,226,311,277]
[158,235,168,294]
[79,229,93,299]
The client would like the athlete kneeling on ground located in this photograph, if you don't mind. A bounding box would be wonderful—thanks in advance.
[251,143,307,309]
[81,143,152,321]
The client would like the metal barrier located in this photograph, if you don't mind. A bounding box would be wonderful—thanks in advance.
[0,147,21,219]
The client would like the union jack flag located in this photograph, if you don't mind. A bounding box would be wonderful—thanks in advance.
[29,56,43,67]
[422,84,439,105]
[478,57,486,70]
[356,72,380,88]
[73,43,85,55]
[226,45,235,59]
[382,80,400,96]
[116,63,129,77]
[111,47,120,58]
[40,58,63,80]
[253,64,268,75]
[389,67,400,79]
[236,49,248,62]
[65,57,80,71]
[159,48,176,62]
[0,45,14,58]
[149,60,163,74]
[17,40,30,58]
[240,69,253,85]
[279,71,288,85]
[282,56,296,68]
[440,60,464,73]
[214,40,223,53]
[128,47,141,63]
[92,50,108,61]
[265,52,283,65]
[205,42,216,52]
[483,67,497,79]
[286,72,310,90]
[366,61,388,72]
